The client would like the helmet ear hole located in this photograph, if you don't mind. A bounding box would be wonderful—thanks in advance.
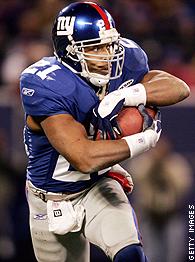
[66,45,75,55]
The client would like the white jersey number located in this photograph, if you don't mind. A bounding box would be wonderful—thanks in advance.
[22,60,61,80]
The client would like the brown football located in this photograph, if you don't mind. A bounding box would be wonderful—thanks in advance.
[117,106,157,137]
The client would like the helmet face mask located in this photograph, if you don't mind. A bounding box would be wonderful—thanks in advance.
[52,2,125,87]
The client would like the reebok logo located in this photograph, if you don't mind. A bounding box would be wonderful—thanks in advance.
[22,87,35,96]
[53,209,62,217]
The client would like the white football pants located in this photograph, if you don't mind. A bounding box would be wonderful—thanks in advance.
[27,177,141,262]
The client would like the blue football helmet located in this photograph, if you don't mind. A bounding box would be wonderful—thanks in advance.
[52,2,124,87]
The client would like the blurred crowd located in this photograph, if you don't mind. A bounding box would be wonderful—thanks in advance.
[0,0,194,261]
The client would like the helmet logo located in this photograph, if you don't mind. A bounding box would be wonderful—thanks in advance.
[57,16,76,36]
[97,19,105,30]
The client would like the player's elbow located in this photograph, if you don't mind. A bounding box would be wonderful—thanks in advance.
[64,141,100,174]
[181,81,190,99]
[69,151,97,174]
[77,165,94,174]
[72,157,96,174]
[174,77,190,102]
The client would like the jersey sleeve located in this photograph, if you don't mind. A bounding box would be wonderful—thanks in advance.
[20,74,75,117]
[121,38,149,83]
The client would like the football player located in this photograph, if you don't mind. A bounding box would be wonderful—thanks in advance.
[20,2,190,262]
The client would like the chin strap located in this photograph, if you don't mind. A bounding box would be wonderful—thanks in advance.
[88,72,109,87]
[96,85,107,100]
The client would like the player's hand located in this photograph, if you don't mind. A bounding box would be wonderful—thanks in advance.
[122,104,162,158]
[98,80,146,109]
[91,99,124,140]
[107,171,134,194]
[137,104,155,130]
[138,104,162,148]
[107,164,134,194]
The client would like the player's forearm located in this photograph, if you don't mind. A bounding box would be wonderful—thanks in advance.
[68,139,130,174]
[40,113,159,174]
[40,114,130,173]
[68,126,161,174]
[142,70,190,106]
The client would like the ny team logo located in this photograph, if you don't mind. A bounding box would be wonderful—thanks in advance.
[96,19,105,30]
[57,16,76,35]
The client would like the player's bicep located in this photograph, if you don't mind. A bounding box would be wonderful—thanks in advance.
[141,70,172,83]
[40,114,88,162]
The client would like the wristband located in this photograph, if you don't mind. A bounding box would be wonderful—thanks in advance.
[122,83,146,106]
[122,132,150,158]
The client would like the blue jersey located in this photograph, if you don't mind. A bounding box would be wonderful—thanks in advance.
[20,38,149,193]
